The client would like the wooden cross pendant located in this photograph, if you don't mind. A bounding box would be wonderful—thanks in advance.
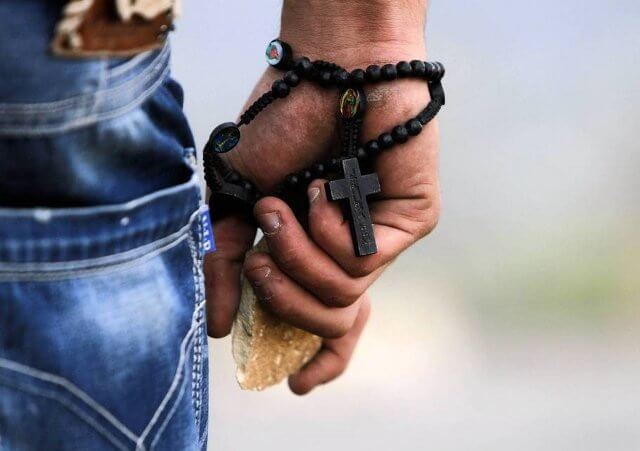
[325,158,381,256]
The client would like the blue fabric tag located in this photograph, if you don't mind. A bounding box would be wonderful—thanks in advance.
[200,206,216,254]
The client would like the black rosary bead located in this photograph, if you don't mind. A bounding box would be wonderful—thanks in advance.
[314,60,343,73]
[301,169,313,182]
[313,163,326,177]
[284,71,300,87]
[378,133,394,150]
[229,172,241,183]
[286,174,299,187]
[333,70,350,87]
[410,60,426,77]
[294,57,313,76]
[242,181,254,192]
[350,68,366,85]
[271,80,290,98]
[425,62,438,79]
[396,61,412,77]
[365,65,381,82]
[365,139,381,156]
[435,62,446,79]
[318,70,333,86]
[381,64,398,80]
[391,125,409,143]
[406,118,423,136]
[356,147,368,162]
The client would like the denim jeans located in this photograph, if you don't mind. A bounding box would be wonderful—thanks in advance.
[0,2,209,450]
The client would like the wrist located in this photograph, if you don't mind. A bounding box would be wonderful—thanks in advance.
[280,0,427,68]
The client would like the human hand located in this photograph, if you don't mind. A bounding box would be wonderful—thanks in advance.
[204,0,439,394]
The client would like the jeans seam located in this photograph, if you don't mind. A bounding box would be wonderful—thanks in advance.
[136,309,204,450]
[0,378,130,451]
[0,228,191,282]
[0,172,197,219]
[0,203,206,282]
[198,423,209,451]
[0,65,169,137]
[0,45,169,115]
[0,45,170,136]
[148,334,197,451]
[0,359,138,448]
[189,222,206,429]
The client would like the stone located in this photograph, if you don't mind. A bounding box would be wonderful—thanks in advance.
[232,239,322,391]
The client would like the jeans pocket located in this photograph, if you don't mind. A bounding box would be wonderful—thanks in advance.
[0,177,208,451]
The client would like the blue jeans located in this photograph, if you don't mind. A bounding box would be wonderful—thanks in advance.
[0,2,209,450]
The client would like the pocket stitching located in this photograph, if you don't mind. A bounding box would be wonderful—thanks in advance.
[0,359,137,450]
[136,309,204,450]
[188,224,206,429]
[0,223,192,282]
[148,330,198,451]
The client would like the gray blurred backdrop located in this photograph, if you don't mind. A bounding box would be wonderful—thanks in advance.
[171,1,640,450]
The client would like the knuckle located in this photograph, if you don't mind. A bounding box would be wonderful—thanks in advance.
[244,252,271,270]
[324,311,357,339]
[309,214,334,244]
[333,361,347,378]
[324,323,349,339]
[273,240,304,270]
[322,280,362,308]
[416,196,441,239]
[326,294,356,308]
[343,259,377,278]
[326,358,347,380]
[266,294,294,319]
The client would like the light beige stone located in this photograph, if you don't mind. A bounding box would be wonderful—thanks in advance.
[232,238,322,391]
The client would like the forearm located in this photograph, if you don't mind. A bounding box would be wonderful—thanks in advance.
[280,0,428,65]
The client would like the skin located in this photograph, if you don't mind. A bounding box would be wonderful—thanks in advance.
[205,0,440,395]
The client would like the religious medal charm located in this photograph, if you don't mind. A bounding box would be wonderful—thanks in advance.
[206,122,241,154]
[326,158,381,256]
[265,39,292,69]
[339,87,366,157]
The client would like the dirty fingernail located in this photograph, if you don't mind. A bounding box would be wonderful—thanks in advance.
[257,212,282,236]
[308,186,321,204]
[246,266,273,300]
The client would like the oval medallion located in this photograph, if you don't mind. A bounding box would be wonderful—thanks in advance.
[339,88,365,119]
[265,40,284,66]
[209,122,240,154]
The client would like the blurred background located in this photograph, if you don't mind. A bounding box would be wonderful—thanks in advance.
[171,1,640,450]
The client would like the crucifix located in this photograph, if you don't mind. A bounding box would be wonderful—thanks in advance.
[324,87,381,256]
[325,158,381,256]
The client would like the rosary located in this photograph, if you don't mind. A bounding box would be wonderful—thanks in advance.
[203,39,446,257]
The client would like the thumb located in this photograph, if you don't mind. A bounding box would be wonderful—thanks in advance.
[204,213,256,338]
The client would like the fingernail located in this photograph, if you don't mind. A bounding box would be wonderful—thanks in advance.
[246,266,273,300]
[308,186,321,204]
[257,212,282,236]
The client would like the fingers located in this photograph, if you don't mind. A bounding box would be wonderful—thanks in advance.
[306,180,413,277]
[254,196,379,308]
[205,213,256,338]
[244,252,361,339]
[288,295,371,395]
